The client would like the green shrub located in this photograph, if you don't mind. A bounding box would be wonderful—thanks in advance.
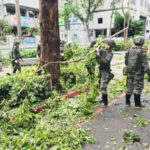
[144,40,150,49]
[113,40,133,51]
[9,49,37,59]
[21,49,36,58]
[0,67,51,108]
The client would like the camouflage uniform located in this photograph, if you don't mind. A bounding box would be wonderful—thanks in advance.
[125,49,149,95]
[125,36,150,108]
[99,49,114,94]
[12,45,22,73]
[97,40,115,106]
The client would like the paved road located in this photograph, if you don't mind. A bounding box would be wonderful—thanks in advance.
[82,94,150,150]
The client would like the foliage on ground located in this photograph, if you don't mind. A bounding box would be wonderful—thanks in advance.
[0,46,128,149]
[123,132,141,144]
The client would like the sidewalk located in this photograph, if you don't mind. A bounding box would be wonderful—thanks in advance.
[82,93,150,150]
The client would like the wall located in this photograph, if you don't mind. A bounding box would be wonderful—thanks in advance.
[3,0,39,9]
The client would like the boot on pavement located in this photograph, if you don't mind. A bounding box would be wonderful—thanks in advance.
[134,94,145,109]
[126,94,131,107]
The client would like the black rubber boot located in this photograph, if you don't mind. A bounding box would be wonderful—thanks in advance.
[126,94,131,107]
[134,94,145,109]
[102,94,108,107]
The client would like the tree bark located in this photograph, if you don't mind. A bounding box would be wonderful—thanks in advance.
[122,0,126,41]
[84,22,90,42]
[40,0,60,89]
[125,0,130,40]
[15,0,22,41]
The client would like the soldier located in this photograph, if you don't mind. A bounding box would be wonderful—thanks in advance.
[37,41,41,58]
[12,42,24,73]
[96,40,116,107]
[125,36,150,109]
[60,40,65,54]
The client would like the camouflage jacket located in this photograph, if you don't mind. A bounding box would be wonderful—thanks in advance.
[12,47,22,60]
[125,48,150,74]
[97,49,113,71]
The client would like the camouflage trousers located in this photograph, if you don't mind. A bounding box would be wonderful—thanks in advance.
[12,60,21,73]
[126,73,144,95]
[100,70,114,94]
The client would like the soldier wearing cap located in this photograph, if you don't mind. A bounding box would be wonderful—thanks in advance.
[125,36,150,109]
[12,42,24,73]
[96,40,116,107]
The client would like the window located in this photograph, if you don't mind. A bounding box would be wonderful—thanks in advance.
[7,7,15,15]
[20,9,26,16]
[29,11,39,18]
[95,29,107,38]
[98,18,103,24]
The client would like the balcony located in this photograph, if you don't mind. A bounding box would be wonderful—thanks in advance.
[3,0,39,10]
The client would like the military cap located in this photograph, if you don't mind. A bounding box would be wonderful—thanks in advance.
[106,40,116,48]
[14,42,20,45]
[134,36,145,46]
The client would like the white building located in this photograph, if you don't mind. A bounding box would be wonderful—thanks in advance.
[89,0,150,39]
[0,0,150,44]
[0,0,39,33]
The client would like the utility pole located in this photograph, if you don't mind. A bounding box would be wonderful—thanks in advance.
[15,0,22,40]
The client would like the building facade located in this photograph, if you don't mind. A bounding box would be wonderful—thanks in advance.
[0,0,150,45]
[0,0,39,29]
[89,0,150,39]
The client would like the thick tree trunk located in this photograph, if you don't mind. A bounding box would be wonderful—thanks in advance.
[40,0,60,89]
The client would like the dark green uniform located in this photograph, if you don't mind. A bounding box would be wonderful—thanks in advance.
[125,48,149,95]
[12,47,22,73]
[96,40,115,107]
[125,36,150,108]
[98,49,114,94]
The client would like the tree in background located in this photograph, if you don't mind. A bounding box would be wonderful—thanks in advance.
[109,0,116,36]
[0,20,12,36]
[114,12,145,37]
[61,0,103,42]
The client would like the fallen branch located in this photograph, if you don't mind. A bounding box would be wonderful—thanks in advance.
[37,27,128,71]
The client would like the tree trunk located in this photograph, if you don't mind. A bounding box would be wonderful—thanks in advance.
[125,0,130,40]
[109,12,113,36]
[122,0,126,41]
[40,0,60,89]
[109,0,115,36]
[15,0,22,40]
[84,22,90,42]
